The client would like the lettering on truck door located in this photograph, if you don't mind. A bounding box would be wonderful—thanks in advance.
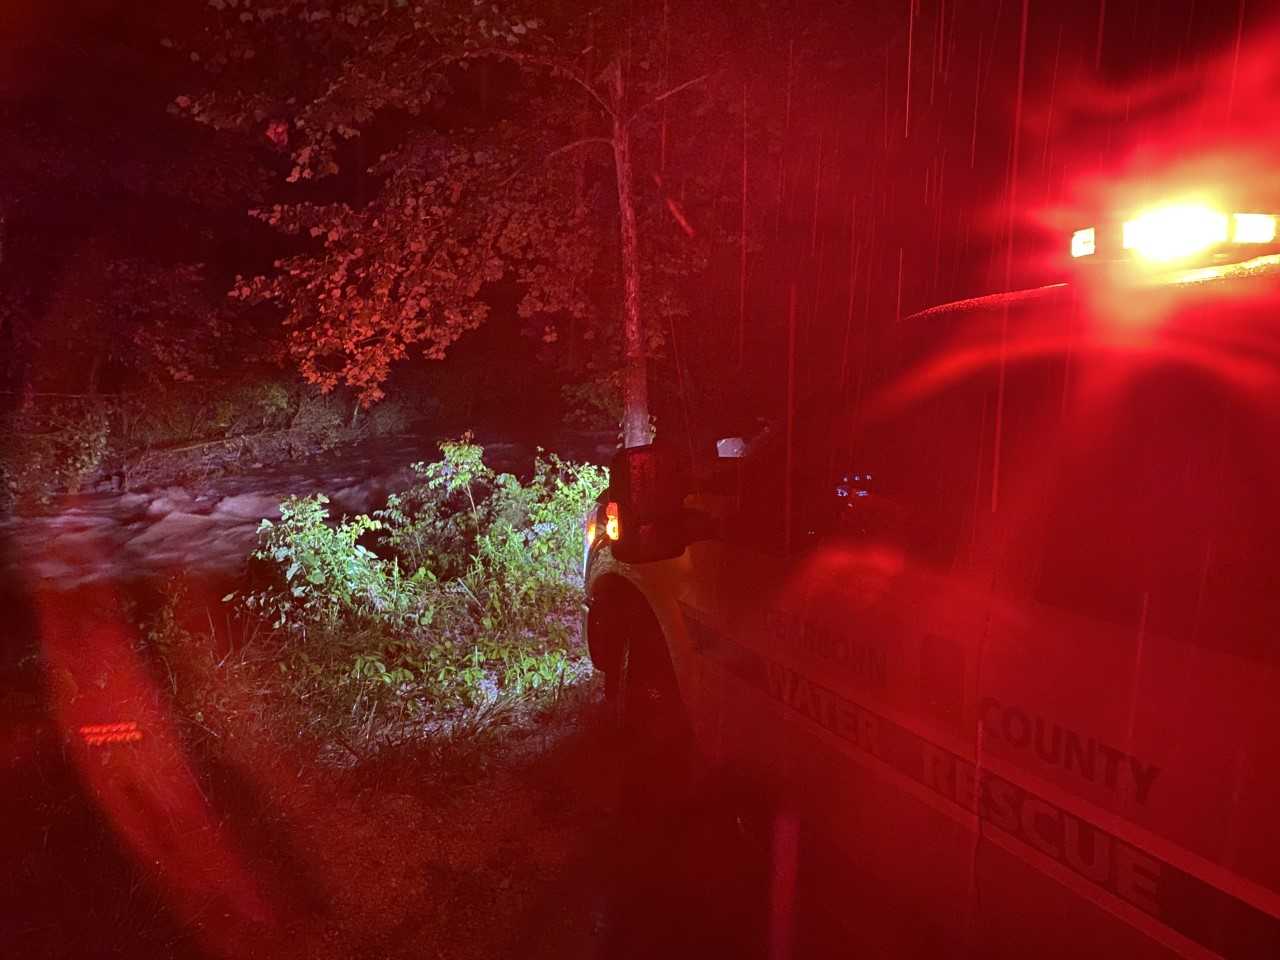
[959,326,1280,958]
[698,301,1280,958]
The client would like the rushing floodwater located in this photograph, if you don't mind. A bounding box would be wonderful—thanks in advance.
[1,431,615,589]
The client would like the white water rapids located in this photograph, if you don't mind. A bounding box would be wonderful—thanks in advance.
[1,432,615,589]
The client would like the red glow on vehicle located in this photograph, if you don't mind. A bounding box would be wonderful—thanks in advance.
[791,543,908,614]
[880,280,1280,438]
[768,812,799,960]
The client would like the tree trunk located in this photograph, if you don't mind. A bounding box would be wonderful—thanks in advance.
[608,64,651,448]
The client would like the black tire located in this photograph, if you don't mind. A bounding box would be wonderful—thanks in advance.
[598,623,780,958]
[604,605,692,811]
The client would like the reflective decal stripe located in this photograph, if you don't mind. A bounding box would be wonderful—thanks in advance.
[698,626,1280,959]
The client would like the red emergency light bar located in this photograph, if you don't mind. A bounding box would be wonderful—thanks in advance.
[1072,204,1279,265]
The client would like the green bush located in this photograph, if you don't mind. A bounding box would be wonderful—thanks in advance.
[245,495,398,631]
[210,379,294,435]
[2,376,434,507]
[561,369,622,430]
[290,388,348,450]
[2,400,112,507]
[224,435,607,754]
[359,397,412,438]
[117,378,356,452]
[375,433,498,577]
[125,387,211,448]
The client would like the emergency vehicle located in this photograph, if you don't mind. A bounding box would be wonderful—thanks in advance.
[583,200,1280,958]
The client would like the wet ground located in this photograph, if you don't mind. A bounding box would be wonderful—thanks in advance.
[3,589,793,960]
[2,662,780,960]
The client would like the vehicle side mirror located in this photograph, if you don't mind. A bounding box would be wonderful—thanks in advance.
[608,443,687,563]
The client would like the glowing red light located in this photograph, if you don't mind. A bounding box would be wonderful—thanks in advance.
[79,721,143,746]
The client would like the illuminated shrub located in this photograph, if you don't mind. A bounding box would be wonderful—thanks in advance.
[224,435,607,753]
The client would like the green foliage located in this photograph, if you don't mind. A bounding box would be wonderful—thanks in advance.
[289,388,348,449]
[561,369,623,430]
[375,437,493,578]
[526,452,609,580]
[171,0,731,418]
[224,435,607,755]
[127,387,213,448]
[360,397,412,437]
[126,379,407,454]
[246,494,391,630]
[1,375,416,508]
[1,400,112,506]
[210,379,294,435]
[375,433,605,589]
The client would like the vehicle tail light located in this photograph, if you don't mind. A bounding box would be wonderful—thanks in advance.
[605,502,620,541]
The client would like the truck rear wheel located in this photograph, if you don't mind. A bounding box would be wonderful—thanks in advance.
[604,603,691,808]
[597,609,778,956]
